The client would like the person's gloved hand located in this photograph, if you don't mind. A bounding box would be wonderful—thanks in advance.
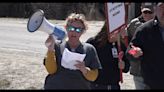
[128,45,143,58]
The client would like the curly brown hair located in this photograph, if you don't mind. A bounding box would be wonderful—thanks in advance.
[65,13,88,32]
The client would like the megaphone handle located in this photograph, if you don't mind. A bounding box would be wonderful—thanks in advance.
[51,34,61,43]
[45,34,56,50]
[51,34,56,41]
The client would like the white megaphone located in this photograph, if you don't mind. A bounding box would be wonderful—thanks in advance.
[27,9,66,41]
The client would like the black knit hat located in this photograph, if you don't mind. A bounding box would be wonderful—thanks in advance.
[141,3,155,13]
[157,2,163,6]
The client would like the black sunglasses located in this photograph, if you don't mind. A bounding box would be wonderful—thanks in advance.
[143,11,153,14]
[67,26,83,33]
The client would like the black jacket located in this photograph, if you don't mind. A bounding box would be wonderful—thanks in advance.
[127,17,164,89]
[125,15,146,76]
[86,38,130,85]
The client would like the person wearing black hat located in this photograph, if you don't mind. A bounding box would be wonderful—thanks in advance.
[126,2,164,89]
[141,3,155,21]
[124,3,155,89]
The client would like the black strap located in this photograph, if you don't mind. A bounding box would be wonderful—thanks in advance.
[59,41,66,55]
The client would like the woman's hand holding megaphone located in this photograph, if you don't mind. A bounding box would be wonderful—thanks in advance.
[45,35,55,51]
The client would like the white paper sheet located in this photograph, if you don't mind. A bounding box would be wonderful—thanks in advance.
[61,48,86,70]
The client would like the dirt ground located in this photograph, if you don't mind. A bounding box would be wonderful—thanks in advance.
[0,18,135,90]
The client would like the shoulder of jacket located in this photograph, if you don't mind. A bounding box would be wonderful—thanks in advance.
[130,18,140,23]
[86,37,94,42]
[83,42,93,47]
[83,42,96,51]
[142,19,154,27]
